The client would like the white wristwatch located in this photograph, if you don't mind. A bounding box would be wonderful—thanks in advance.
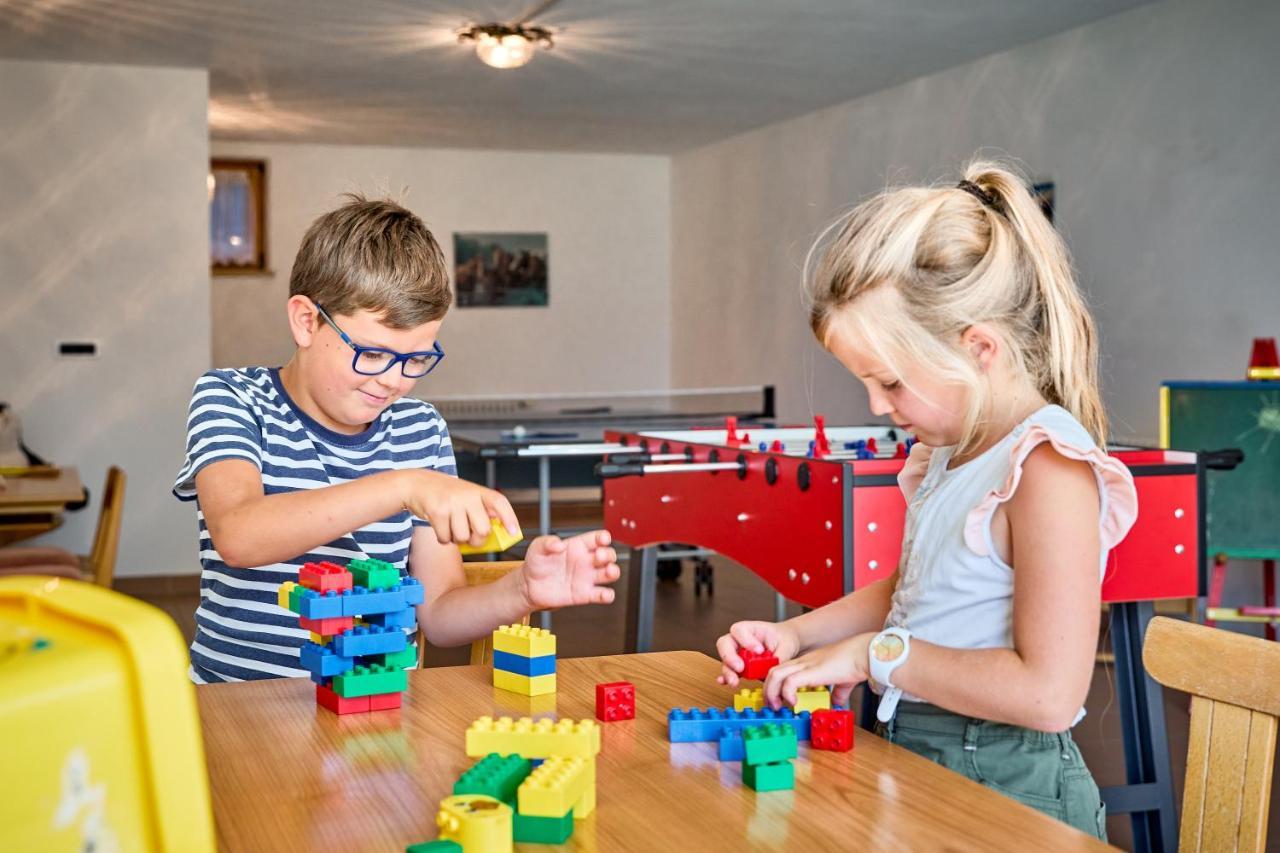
[869,627,912,723]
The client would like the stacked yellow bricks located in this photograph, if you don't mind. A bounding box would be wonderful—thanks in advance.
[431,717,601,851]
[491,624,556,696]
[733,685,832,712]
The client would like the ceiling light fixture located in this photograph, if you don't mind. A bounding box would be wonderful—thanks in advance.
[457,0,560,70]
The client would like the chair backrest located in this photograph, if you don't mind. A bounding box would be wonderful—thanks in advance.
[86,466,126,588]
[1143,616,1280,852]
[416,561,530,668]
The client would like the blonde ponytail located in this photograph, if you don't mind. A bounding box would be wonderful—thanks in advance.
[807,158,1109,451]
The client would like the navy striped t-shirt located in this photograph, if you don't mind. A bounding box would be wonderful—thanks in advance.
[173,366,455,684]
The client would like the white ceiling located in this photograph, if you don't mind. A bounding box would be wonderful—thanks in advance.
[0,0,1154,153]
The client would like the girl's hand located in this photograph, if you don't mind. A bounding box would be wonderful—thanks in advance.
[715,621,801,688]
[762,632,876,709]
[518,530,620,610]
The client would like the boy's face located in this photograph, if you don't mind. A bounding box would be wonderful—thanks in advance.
[298,302,443,431]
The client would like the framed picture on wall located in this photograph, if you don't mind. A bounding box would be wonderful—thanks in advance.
[210,158,268,275]
[454,232,548,307]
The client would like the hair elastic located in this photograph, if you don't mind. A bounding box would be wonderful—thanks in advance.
[956,180,1003,214]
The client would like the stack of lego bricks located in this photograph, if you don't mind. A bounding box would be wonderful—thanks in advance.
[491,624,556,696]
[278,558,424,714]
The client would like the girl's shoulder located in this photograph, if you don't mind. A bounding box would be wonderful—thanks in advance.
[965,405,1138,556]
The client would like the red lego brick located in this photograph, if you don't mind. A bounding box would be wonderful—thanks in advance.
[300,615,355,636]
[368,691,403,711]
[738,647,778,681]
[811,708,855,751]
[300,561,354,593]
[316,683,370,714]
[595,681,636,722]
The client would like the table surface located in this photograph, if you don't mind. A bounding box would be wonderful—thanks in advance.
[197,651,1114,852]
[0,466,83,514]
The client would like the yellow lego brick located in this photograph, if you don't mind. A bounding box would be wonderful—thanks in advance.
[794,686,832,713]
[309,632,331,645]
[465,716,600,759]
[435,794,512,853]
[493,669,556,697]
[277,581,296,610]
[734,687,764,711]
[491,624,556,658]
[517,756,591,817]
[458,519,524,555]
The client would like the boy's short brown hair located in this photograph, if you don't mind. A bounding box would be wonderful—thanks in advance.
[289,194,451,328]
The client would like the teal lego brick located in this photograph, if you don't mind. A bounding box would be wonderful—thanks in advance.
[347,557,400,590]
[742,723,798,766]
[405,841,461,853]
[381,644,417,670]
[744,759,794,792]
[454,753,532,804]
[513,809,574,844]
[332,663,408,698]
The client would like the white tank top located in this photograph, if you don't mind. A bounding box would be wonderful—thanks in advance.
[886,405,1138,719]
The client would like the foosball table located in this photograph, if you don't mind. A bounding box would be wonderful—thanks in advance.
[598,418,1210,853]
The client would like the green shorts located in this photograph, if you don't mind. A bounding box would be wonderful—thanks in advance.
[876,701,1107,841]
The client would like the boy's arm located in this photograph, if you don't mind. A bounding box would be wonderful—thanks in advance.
[408,526,621,648]
[195,459,518,569]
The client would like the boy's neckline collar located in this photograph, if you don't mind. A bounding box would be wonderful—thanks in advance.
[268,367,384,446]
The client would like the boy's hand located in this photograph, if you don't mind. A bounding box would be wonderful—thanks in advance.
[715,621,801,688]
[518,530,620,610]
[400,470,520,547]
[761,633,875,710]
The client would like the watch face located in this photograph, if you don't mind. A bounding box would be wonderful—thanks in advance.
[872,634,905,663]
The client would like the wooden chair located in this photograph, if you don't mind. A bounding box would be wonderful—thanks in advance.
[0,466,125,588]
[1143,616,1280,851]
[416,560,530,668]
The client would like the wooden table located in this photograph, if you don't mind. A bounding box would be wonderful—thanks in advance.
[0,466,84,546]
[197,651,1116,852]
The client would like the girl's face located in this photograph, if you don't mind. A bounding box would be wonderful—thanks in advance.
[826,330,969,448]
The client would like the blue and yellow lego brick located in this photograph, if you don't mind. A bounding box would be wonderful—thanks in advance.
[492,649,555,677]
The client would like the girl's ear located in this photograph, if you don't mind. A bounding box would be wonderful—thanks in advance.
[286,295,320,348]
[960,324,1000,373]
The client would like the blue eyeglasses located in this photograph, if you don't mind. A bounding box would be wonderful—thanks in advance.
[315,304,445,378]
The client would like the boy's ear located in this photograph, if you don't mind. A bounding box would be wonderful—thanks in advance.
[286,295,321,348]
[960,324,1000,373]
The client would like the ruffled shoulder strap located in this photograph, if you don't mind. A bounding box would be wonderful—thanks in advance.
[963,423,1138,558]
[897,441,934,502]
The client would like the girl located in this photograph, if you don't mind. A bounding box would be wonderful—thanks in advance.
[715,161,1136,840]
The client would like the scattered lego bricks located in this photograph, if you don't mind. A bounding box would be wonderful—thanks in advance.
[667,706,812,743]
[595,681,636,722]
[490,624,557,697]
[287,558,417,715]
[733,687,764,712]
[517,756,594,818]
[811,708,855,752]
[793,685,832,713]
[742,723,798,766]
[465,716,601,759]
[738,646,779,680]
[454,753,532,804]
[434,794,513,853]
[743,758,795,792]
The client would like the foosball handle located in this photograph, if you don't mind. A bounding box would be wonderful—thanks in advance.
[596,462,646,478]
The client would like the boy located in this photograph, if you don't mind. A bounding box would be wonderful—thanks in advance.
[173,195,619,683]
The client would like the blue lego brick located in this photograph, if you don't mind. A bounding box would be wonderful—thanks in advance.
[666,707,812,744]
[363,606,418,630]
[334,624,408,658]
[400,577,424,606]
[492,650,556,677]
[297,588,346,620]
[299,641,356,679]
[718,729,744,761]
[341,585,408,617]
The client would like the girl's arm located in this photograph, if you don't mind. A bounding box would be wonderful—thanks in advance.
[766,445,1102,730]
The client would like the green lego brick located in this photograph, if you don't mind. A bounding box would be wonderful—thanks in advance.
[405,841,461,853]
[288,584,305,614]
[347,557,400,590]
[742,723,798,766]
[382,644,417,670]
[744,759,794,792]
[513,808,574,844]
[332,663,408,698]
[454,753,532,804]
